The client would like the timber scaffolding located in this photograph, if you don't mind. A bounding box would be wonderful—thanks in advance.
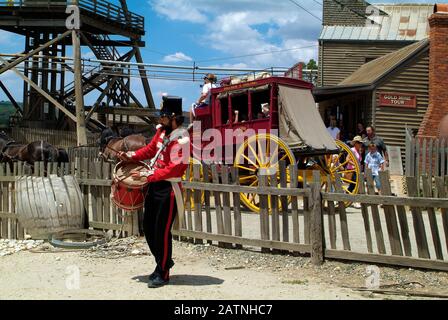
[0,0,155,145]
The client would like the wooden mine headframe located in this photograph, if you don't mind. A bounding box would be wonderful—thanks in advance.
[0,0,156,145]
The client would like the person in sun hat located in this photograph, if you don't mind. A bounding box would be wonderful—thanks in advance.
[118,95,189,288]
[347,136,363,208]
[189,73,218,123]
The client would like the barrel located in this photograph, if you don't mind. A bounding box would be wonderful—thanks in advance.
[15,174,84,239]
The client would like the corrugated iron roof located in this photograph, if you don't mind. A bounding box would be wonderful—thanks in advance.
[319,3,433,41]
[340,38,429,86]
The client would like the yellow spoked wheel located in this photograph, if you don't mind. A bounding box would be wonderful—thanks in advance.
[320,139,361,207]
[182,157,205,210]
[234,133,296,213]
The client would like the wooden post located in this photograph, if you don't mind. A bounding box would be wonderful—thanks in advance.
[310,171,324,266]
[303,171,310,244]
[334,174,351,251]
[279,161,289,243]
[258,172,270,253]
[203,164,213,245]
[422,176,444,260]
[211,165,225,247]
[379,171,403,256]
[135,47,155,108]
[358,173,373,253]
[72,30,88,146]
[365,169,386,254]
[406,176,430,259]
[290,165,300,244]
[326,175,337,249]
[193,164,203,245]
[230,167,242,249]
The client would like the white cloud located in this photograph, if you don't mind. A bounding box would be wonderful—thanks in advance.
[150,0,321,69]
[150,0,207,23]
[162,52,193,63]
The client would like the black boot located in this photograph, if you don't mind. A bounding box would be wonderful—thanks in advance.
[148,274,169,288]
[148,260,175,281]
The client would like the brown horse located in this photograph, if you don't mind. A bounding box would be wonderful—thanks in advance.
[1,140,60,171]
[101,135,148,161]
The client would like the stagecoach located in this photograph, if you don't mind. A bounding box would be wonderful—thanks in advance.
[186,75,361,213]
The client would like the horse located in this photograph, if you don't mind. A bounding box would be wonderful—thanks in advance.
[99,127,148,161]
[57,148,70,164]
[0,133,61,172]
[2,140,58,164]
[0,131,15,153]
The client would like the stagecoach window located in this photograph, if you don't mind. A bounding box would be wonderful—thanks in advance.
[220,97,229,125]
[251,88,270,120]
[231,93,249,123]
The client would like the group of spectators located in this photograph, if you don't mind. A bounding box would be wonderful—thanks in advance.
[327,119,389,197]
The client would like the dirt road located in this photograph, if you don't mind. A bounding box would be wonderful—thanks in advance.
[1,238,447,300]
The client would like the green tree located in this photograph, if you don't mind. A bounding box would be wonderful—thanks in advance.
[306,59,318,70]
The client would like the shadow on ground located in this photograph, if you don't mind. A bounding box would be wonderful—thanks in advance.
[132,274,224,286]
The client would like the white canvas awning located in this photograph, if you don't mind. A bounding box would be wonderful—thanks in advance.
[278,85,338,152]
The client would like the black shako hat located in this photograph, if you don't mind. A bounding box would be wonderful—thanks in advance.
[160,96,183,117]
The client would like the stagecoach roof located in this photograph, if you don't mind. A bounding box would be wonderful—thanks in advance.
[278,85,338,152]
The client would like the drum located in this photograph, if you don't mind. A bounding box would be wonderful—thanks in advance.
[112,161,150,211]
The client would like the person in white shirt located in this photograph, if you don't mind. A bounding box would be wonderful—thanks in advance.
[190,73,218,123]
[327,118,341,140]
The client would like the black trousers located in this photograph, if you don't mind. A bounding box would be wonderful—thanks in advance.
[143,180,177,280]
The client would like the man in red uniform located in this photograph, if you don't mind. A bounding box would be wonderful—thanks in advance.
[119,96,189,288]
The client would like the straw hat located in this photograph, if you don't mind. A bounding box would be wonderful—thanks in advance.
[351,135,363,146]
[204,73,217,83]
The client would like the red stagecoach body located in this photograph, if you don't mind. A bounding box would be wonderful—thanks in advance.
[190,76,337,164]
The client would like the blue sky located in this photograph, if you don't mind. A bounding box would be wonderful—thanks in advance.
[0,0,440,111]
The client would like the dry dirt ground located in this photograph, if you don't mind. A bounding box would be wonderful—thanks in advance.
[0,237,447,300]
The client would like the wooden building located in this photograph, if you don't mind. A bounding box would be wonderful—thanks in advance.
[319,1,432,87]
[314,39,429,156]
[314,1,446,165]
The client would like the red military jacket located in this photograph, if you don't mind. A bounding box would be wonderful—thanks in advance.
[131,127,189,183]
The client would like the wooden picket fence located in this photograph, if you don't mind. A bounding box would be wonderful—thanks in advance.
[405,128,448,177]
[177,164,448,271]
[174,163,319,261]
[0,159,140,240]
[322,171,448,271]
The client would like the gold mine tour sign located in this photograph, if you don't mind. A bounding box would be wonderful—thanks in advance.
[379,92,417,109]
